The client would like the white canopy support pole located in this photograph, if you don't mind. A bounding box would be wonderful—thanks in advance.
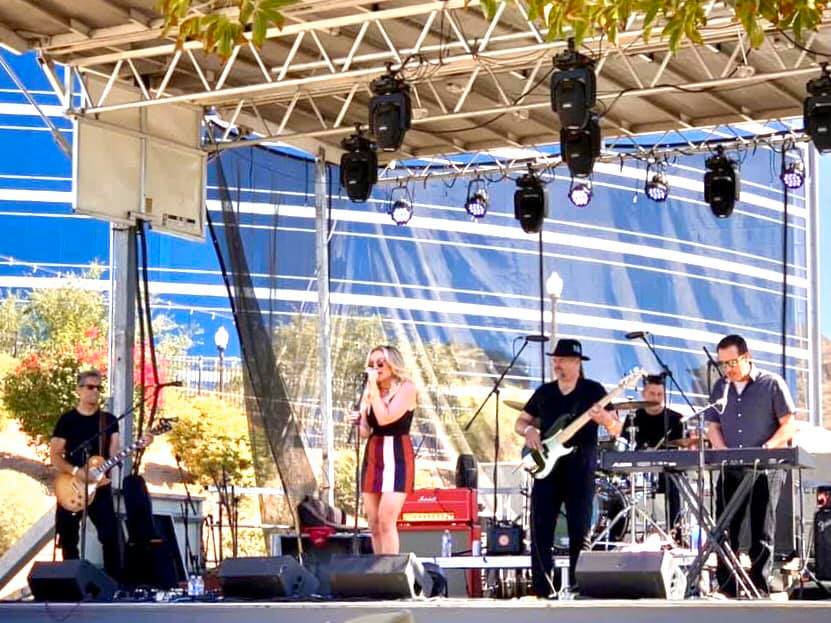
[108,225,137,478]
[315,147,335,506]
[806,146,822,427]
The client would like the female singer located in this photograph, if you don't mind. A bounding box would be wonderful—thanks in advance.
[350,345,417,554]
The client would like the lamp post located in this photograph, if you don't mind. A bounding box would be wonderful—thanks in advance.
[546,271,564,357]
[214,325,229,393]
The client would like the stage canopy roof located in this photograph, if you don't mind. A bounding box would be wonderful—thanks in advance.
[0,1,828,160]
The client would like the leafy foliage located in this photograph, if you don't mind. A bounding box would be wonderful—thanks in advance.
[164,391,254,486]
[475,0,827,52]
[157,0,297,59]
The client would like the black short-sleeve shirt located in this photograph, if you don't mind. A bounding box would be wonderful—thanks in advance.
[52,408,118,467]
[623,408,684,449]
[522,377,607,450]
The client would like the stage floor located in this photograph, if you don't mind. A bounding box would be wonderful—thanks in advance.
[1,597,831,623]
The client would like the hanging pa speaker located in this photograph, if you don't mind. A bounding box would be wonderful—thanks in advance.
[218,556,320,598]
[28,560,117,602]
[326,553,428,599]
[575,550,686,599]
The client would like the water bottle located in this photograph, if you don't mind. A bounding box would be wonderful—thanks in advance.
[194,574,205,597]
[187,574,197,597]
[441,529,452,557]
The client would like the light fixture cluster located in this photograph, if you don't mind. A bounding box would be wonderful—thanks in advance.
[551,39,601,205]
[780,142,805,190]
[464,177,489,219]
[340,66,413,209]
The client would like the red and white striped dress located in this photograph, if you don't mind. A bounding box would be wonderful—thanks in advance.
[361,408,415,493]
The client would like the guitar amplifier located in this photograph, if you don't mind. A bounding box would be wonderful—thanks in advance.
[815,507,831,581]
[399,488,477,525]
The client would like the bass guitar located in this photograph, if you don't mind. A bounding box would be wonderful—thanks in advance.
[521,368,644,479]
[54,419,173,512]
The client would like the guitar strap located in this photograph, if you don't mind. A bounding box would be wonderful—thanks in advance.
[98,409,105,457]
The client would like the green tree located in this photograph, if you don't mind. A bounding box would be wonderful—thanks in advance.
[165,391,254,486]
[0,294,23,354]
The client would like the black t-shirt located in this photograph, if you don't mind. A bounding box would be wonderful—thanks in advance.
[623,408,684,449]
[522,377,607,450]
[52,408,118,467]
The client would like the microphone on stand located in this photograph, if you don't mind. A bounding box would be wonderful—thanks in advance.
[525,335,549,343]
[715,379,730,414]
[625,330,650,340]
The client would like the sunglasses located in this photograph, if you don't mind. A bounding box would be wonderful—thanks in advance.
[82,384,102,391]
[369,360,387,368]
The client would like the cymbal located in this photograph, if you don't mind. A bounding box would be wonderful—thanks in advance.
[605,400,661,411]
[503,399,528,412]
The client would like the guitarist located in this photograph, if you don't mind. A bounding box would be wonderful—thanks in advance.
[50,369,129,581]
[514,339,621,597]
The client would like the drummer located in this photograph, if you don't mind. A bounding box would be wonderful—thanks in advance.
[620,374,684,533]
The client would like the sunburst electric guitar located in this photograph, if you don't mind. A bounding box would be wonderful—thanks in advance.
[520,368,644,479]
[54,420,172,512]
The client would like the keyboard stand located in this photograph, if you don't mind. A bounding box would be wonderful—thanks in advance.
[668,470,762,599]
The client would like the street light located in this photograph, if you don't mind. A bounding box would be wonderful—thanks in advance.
[546,271,564,352]
[214,325,230,393]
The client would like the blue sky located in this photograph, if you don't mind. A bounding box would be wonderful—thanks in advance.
[821,155,831,339]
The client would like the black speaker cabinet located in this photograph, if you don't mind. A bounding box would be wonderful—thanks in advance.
[28,560,117,602]
[815,507,831,580]
[455,454,478,489]
[327,553,428,599]
[218,556,320,599]
[575,550,686,599]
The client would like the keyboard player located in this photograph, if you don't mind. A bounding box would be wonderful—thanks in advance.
[705,334,796,597]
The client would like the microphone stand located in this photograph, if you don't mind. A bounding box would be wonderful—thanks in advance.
[465,337,536,523]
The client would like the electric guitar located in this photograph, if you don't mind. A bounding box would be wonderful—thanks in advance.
[521,368,644,479]
[54,420,173,512]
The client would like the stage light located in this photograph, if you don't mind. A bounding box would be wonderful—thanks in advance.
[804,66,831,153]
[704,146,740,218]
[644,164,669,202]
[550,42,596,131]
[387,185,413,226]
[369,70,412,151]
[568,179,592,207]
[339,130,378,203]
[780,144,805,190]
[561,114,601,178]
[514,170,548,233]
[464,177,488,219]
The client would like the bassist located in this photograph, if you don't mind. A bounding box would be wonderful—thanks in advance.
[49,369,125,581]
[514,339,621,597]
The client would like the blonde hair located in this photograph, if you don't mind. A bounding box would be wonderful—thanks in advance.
[366,345,411,383]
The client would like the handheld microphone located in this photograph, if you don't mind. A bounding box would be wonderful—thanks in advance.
[525,335,549,343]
[625,331,650,340]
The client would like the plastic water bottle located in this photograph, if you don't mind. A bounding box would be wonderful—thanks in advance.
[187,574,197,597]
[441,529,452,557]
[194,574,205,597]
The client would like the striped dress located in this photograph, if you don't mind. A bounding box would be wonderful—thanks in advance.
[360,408,415,493]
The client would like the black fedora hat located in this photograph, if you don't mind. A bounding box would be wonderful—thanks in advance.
[546,338,590,361]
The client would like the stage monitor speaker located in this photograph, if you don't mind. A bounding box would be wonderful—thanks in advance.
[28,560,117,602]
[815,507,831,580]
[575,550,686,599]
[218,556,320,598]
[327,553,428,599]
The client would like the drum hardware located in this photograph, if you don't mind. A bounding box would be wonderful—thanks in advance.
[604,399,661,411]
